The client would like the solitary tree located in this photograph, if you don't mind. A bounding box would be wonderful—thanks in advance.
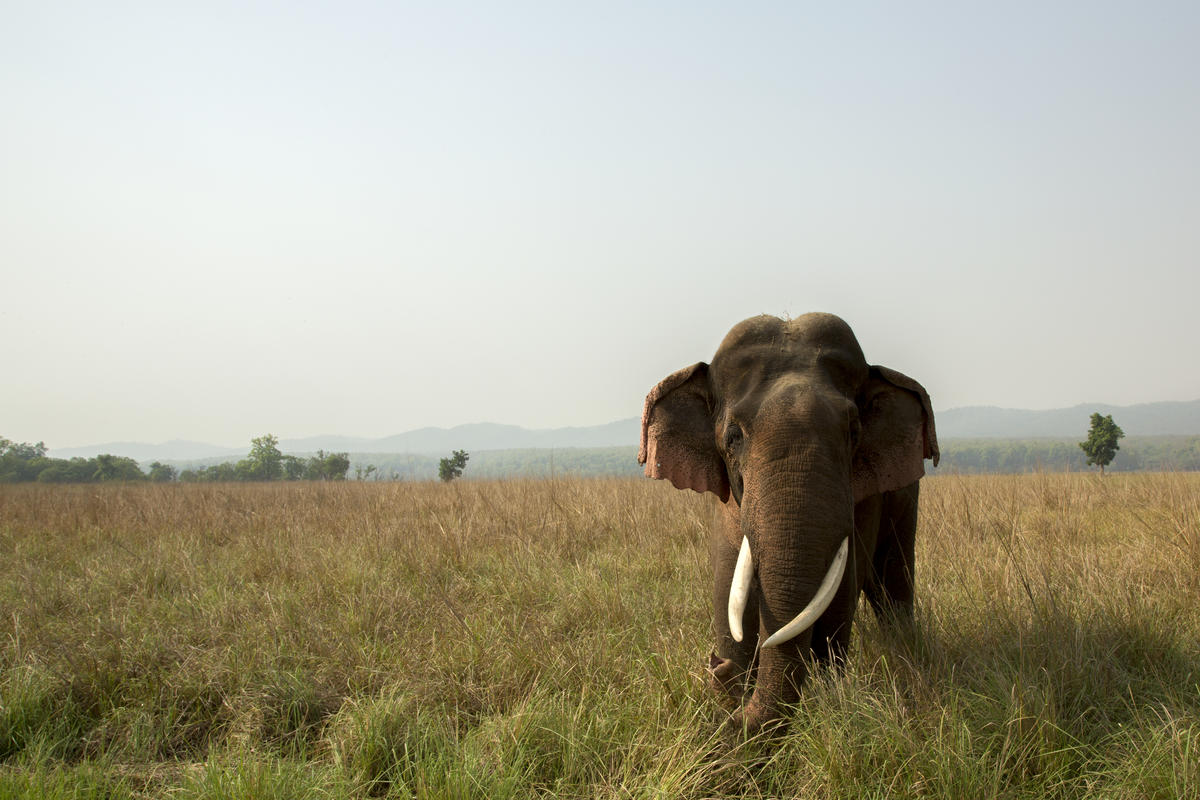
[304,450,350,480]
[1079,413,1125,475]
[438,449,469,482]
[0,437,49,482]
[147,461,178,482]
[245,434,284,481]
[282,455,307,481]
[91,454,145,482]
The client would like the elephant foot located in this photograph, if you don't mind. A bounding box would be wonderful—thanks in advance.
[723,698,787,738]
[707,652,751,702]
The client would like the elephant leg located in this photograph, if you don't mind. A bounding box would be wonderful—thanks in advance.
[709,501,757,699]
[732,623,810,733]
[867,482,918,626]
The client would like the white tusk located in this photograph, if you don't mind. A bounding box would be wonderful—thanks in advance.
[761,537,849,649]
[728,536,753,642]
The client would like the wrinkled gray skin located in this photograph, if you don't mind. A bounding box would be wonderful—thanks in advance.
[639,313,938,733]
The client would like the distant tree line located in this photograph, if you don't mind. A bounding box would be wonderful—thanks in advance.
[350,448,645,480]
[461,447,644,478]
[1,435,351,484]
[930,436,1200,474]
[8,434,1200,485]
[1,438,159,484]
[178,436,351,483]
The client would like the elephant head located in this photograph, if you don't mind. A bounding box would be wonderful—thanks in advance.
[639,313,938,731]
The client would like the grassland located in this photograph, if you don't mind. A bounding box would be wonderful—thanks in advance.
[1,474,1197,798]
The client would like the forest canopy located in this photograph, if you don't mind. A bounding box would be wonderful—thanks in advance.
[0,436,350,483]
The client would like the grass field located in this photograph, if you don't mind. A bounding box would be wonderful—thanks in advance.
[1,474,1198,798]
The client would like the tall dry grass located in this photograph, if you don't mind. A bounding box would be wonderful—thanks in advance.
[0,474,1197,798]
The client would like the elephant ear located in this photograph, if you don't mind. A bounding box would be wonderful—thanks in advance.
[639,363,730,501]
[852,365,940,502]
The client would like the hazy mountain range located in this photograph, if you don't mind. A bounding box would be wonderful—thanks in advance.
[936,400,1200,439]
[47,399,1200,462]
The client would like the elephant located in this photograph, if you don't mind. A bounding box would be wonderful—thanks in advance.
[639,313,938,732]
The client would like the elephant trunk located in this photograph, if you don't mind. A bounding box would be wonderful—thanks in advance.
[737,449,856,729]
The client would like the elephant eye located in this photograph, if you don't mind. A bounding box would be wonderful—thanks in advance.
[723,423,744,454]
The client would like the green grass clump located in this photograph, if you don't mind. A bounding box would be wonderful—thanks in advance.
[1,474,1198,797]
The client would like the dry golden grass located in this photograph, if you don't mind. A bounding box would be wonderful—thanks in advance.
[1,473,1197,798]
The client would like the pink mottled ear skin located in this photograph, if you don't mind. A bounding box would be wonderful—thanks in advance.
[851,366,940,503]
[639,363,730,502]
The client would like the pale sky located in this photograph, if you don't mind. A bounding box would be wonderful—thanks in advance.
[3,1,1198,449]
